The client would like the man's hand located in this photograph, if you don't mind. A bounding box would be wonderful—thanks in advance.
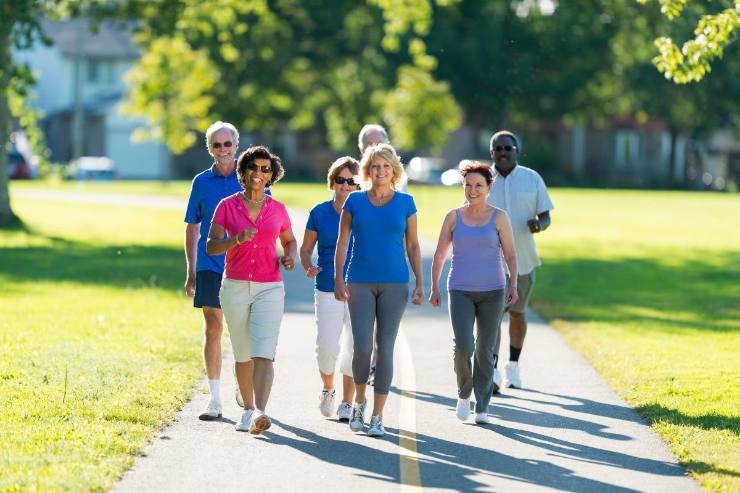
[185,274,196,297]
[527,218,541,233]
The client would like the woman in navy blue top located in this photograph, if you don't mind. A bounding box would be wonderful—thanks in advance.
[334,143,424,437]
[299,157,360,422]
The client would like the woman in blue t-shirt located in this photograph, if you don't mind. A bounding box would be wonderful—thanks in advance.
[299,157,360,422]
[334,144,424,437]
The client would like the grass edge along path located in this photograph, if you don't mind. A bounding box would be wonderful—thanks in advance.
[1,196,204,492]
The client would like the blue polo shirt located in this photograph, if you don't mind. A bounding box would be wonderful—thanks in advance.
[305,200,355,292]
[343,191,417,283]
[184,164,243,274]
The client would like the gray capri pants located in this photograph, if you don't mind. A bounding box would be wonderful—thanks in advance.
[449,289,506,413]
[347,283,409,394]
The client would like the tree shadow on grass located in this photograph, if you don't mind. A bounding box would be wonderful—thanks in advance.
[635,403,739,436]
[0,236,184,290]
[537,251,740,333]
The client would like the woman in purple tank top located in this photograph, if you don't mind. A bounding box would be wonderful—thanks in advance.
[429,162,519,425]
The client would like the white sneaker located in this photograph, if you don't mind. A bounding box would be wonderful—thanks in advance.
[456,398,471,421]
[493,368,502,394]
[249,409,272,435]
[504,361,522,388]
[198,399,222,421]
[367,415,385,437]
[235,409,254,431]
[337,402,353,421]
[319,389,336,417]
[475,412,491,424]
[349,400,367,432]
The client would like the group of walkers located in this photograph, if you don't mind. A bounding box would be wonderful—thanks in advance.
[184,121,553,437]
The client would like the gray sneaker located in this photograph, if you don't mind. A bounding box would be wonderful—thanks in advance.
[367,415,385,437]
[349,400,367,432]
[319,389,336,417]
[336,402,353,421]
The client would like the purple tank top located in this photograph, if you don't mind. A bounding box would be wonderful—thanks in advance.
[447,208,506,291]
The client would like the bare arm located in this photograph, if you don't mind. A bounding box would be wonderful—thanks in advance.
[405,213,424,305]
[429,210,456,307]
[279,227,297,271]
[333,210,352,301]
[299,229,321,278]
[497,211,519,305]
[184,223,199,296]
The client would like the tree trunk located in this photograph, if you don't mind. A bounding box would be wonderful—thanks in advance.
[0,27,19,226]
[667,126,677,188]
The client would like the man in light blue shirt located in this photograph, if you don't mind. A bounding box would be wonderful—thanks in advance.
[487,130,554,390]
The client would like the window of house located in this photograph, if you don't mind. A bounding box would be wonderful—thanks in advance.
[87,60,114,84]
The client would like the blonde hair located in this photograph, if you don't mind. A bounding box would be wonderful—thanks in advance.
[326,156,360,190]
[359,143,406,189]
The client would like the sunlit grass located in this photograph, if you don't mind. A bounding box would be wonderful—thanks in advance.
[0,197,203,492]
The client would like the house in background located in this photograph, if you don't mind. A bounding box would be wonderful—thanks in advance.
[13,19,170,179]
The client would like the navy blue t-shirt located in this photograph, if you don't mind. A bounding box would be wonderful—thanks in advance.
[343,191,417,283]
[305,200,354,292]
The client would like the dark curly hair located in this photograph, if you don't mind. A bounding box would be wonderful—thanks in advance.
[236,145,285,188]
[460,162,493,185]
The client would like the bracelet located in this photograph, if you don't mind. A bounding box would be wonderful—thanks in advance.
[234,235,242,245]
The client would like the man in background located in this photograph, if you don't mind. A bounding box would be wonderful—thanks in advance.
[487,130,553,390]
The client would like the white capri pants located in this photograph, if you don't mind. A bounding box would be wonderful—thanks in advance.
[314,290,353,377]
[220,279,285,362]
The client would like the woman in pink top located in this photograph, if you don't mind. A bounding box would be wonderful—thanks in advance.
[207,146,296,435]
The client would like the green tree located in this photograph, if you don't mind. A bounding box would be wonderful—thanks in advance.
[637,0,739,83]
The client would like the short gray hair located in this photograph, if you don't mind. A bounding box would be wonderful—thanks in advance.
[205,121,239,148]
[358,124,389,153]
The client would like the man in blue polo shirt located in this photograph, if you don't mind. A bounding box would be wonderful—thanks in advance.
[184,121,243,420]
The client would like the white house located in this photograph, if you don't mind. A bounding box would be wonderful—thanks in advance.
[13,19,170,179]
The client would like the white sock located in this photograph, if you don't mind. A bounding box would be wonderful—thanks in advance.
[208,379,221,404]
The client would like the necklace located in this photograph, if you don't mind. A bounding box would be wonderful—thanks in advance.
[242,192,266,205]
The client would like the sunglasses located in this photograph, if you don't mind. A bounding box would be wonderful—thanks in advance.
[493,145,517,152]
[247,162,272,173]
[212,141,233,149]
[333,176,357,186]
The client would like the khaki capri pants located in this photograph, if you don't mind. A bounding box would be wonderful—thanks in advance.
[220,278,285,362]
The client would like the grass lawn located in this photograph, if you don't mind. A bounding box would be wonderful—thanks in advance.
[5,180,739,492]
[0,195,203,492]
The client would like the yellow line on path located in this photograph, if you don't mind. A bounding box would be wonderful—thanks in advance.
[397,327,423,492]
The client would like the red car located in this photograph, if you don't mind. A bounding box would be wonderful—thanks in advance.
[8,151,32,179]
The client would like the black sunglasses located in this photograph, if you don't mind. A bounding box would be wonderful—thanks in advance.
[493,145,517,152]
[333,176,357,186]
[212,141,233,149]
[247,162,272,173]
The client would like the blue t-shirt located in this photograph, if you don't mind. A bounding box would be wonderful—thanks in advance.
[184,164,243,274]
[343,191,417,283]
[305,200,354,292]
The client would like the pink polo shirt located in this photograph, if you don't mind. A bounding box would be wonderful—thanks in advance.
[211,193,292,282]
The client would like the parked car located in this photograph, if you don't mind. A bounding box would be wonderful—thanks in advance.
[407,156,448,184]
[440,159,492,186]
[7,150,33,179]
[67,156,116,180]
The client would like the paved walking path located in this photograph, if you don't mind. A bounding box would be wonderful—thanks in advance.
[15,188,701,492]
